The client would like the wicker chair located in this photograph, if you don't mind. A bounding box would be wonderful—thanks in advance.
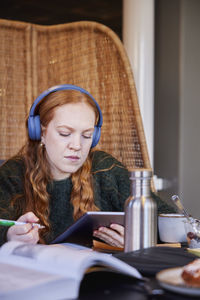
[0,18,151,171]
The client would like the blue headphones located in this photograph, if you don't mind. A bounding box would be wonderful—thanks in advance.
[28,84,103,148]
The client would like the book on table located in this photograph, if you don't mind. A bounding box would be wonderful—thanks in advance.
[0,240,143,300]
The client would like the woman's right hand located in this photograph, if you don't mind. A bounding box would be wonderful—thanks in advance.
[7,212,40,244]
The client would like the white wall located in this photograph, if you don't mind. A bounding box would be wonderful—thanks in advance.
[123,0,155,168]
[179,0,200,218]
[154,0,200,217]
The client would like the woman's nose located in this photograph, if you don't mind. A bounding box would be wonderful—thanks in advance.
[68,135,81,150]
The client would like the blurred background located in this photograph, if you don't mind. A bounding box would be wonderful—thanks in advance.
[0,0,200,217]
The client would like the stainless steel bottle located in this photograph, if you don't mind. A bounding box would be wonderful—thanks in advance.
[124,169,157,252]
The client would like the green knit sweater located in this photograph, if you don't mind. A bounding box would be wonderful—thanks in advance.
[0,150,175,245]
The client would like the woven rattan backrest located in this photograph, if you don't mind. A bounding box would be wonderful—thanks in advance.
[0,19,151,170]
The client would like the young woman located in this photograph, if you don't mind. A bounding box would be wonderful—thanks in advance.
[0,84,175,247]
[0,85,130,247]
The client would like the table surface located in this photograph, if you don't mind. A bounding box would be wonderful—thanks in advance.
[78,245,199,300]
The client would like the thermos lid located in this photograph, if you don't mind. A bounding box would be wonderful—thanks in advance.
[129,168,153,179]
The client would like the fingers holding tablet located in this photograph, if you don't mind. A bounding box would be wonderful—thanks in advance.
[93,224,124,248]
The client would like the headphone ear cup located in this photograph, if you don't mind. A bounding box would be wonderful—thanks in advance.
[91,126,101,148]
[28,84,102,142]
[28,115,41,140]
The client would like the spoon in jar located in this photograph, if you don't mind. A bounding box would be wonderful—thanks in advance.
[171,195,190,219]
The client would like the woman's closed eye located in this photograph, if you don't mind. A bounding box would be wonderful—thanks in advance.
[59,133,92,139]
[82,134,92,139]
[59,132,71,137]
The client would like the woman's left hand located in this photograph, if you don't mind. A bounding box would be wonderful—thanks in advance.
[93,224,124,248]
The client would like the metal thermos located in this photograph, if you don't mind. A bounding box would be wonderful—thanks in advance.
[124,169,157,252]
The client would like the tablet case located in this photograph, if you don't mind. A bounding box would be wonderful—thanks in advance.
[51,211,124,247]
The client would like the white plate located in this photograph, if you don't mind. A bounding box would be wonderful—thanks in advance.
[156,267,200,296]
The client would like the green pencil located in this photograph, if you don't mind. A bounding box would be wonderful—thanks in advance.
[0,218,45,229]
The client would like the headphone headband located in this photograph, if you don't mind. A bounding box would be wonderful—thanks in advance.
[28,84,103,148]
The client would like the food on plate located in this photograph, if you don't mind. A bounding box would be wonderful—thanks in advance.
[182,259,200,286]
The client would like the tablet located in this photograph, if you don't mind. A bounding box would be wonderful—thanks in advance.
[51,211,124,247]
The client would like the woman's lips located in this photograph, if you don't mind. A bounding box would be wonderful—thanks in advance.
[65,156,80,161]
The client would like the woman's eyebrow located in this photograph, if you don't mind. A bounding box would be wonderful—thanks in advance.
[56,125,94,132]
[56,125,73,130]
[83,128,94,132]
